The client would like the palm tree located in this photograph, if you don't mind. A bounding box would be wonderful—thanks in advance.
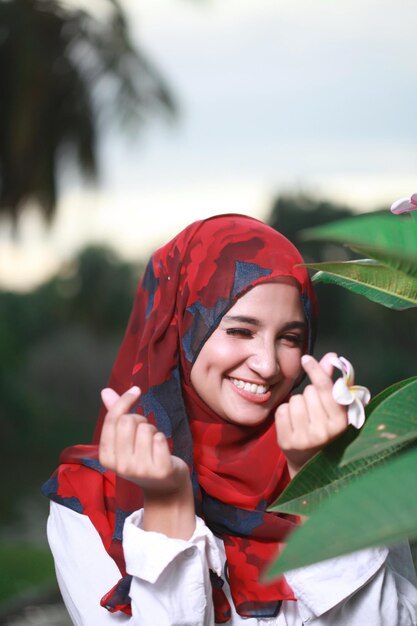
[0,0,176,227]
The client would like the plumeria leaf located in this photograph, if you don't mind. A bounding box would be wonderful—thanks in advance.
[305,260,417,309]
[265,447,417,578]
[270,377,417,516]
[301,213,417,277]
[340,376,417,466]
[269,434,410,517]
[269,428,356,515]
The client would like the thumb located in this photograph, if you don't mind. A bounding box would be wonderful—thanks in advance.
[101,387,121,410]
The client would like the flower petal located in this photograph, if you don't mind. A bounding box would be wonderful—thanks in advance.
[351,385,371,407]
[332,378,354,405]
[328,355,344,373]
[347,399,366,429]
[390,195,417,215]
[339,356,355,386]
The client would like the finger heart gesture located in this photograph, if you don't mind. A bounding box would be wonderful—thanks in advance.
[275,352,349,478]
[99,387,189,498]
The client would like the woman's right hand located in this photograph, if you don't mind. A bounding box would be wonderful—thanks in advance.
[99,387,196,539]
[99,386,189,497]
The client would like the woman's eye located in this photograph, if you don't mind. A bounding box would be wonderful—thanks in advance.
[282,334,303,346]
[225,328,254,338]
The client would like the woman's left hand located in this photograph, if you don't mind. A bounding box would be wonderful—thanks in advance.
[275,352,348,478]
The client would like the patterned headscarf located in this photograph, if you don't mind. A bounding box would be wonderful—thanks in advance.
[43,214,317,622]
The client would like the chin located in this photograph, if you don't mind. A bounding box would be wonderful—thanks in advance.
[230,413,271,427]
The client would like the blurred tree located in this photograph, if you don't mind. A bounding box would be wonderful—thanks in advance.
[269,193,354,263]
[57,245,140,332]
[0,0,176,227]
[0,244,143,522]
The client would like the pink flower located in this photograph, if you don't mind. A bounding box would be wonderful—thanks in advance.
[329,356,371,429]
[390,193,417,215]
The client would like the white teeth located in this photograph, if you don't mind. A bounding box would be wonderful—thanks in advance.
[230,378,269,395]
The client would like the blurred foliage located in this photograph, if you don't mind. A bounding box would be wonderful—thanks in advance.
[1,193,415,529]
[0,542,55,604]
[268,194,415,394]
[0,245,143,524]
[0,0,176,227]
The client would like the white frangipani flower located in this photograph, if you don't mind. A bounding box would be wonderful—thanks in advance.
[329,355,371,429]
[390,193,417,215]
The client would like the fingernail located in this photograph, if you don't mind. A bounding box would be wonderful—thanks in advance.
[301,354,313,365]
[127,385,140,395]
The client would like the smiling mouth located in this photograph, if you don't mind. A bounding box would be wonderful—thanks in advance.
[229,377,270,396]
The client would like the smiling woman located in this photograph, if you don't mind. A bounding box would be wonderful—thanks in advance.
[190,281,306,427]
[42,214,417,625]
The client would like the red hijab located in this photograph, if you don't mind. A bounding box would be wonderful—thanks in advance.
[43,214,317,622]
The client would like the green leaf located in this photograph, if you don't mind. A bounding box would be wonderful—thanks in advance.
[268,429,364,516]
[362,375,417,413]
[306,260,417,309]
[270,378,417,516]
[265,447,417,578]
[269,435,410,517]
[341,377,417,466]
[301,213,417,277]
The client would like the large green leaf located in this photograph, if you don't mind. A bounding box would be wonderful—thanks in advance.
[305,260,417,309]
[265,447,417,578]
[340,377,417,465]
[270,437,411,517]
[270,377,416,516]
[301,213,417,277]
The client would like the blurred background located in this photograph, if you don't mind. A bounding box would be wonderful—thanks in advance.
[0,0,416,623]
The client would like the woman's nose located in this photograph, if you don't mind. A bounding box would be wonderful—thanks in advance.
[247,341,279,379]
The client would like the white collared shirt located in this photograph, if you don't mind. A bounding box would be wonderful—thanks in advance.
[47,502,417,625]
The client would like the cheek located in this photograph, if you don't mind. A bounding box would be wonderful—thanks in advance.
[196,336,243,375]
[281,348,303,381]
[191,338,227,386]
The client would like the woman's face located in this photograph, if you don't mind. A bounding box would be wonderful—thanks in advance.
[190,280,306,427]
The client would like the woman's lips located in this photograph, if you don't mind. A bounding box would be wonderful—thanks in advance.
[228,377,272,404]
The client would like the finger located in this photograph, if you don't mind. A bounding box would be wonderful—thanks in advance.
[302,384,334,437]
[303,383,326,415]
[287,394,311,446]
[113,414,148,473]
[101,388,120,411]
[301,355,333,392]
[319,352,337,378]
[102,386,140,414]
[134,422,158,470]
[302,371,347,430]
[102,387,141,432]
[276,396,310,449]
[152,432,173,476]
[275,402,292,446]
[99,386,141,467]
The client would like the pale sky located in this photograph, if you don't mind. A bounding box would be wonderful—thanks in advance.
[1,0,416,289]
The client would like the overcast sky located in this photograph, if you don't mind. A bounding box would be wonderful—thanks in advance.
[1,0,416,289]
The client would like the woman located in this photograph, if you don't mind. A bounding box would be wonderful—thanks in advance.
[43,214,417,625]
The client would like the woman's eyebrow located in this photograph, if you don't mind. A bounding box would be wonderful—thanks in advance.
[222,317,307,331]
[281,321,307,332]
[222,314,260,325]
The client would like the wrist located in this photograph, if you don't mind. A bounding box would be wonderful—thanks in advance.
[287,461,300,479]
[143,474,196,540]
